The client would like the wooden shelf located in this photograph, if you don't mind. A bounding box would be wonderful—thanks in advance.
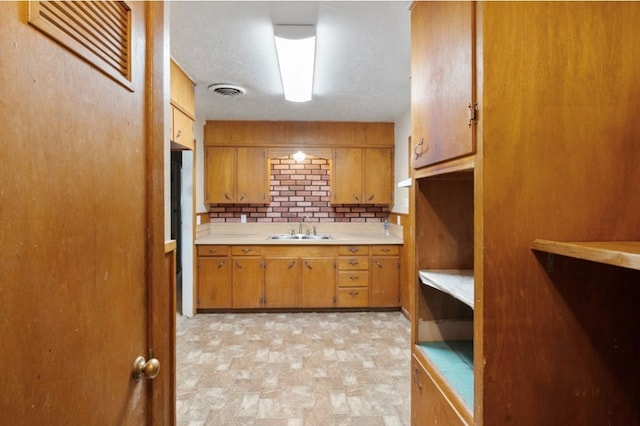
[532,240,640,271]
[418,269,474,308]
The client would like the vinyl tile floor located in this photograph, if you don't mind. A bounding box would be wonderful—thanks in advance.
[176,311,411,426]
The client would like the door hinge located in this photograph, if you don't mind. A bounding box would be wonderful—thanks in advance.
[468,103,479,127]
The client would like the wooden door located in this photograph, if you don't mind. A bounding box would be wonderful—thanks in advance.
[205,146,235,203]
[370,256,400,307]
[0,2,170,424]
[364,148,392,204]
[198,257,232,309]
[264,257,299,307]
[237,147,269,204]
[331,148,362,204]
[300,258,336,307]
[411,1,475,168]
[232,257,264,308]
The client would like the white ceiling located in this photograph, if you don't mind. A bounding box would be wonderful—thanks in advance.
[169,1,411,123]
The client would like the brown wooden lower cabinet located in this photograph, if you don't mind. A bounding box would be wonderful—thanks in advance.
[264,257,299,307]
[196,243,402,311]
[196,245,232,309]
[412,354,467,426]
[300,257,336,307]
[231,256,263,308]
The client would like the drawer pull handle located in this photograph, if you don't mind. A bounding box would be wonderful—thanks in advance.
[288,260,296,269]
[217,260,226,269]
[224,193,232,201]
[304,262,312,270]
[349,259,359,266]
[234,261,242,269]
[375,261,383,268]
[349,292,359,297]
[367,194,375,201]
[349,276,359,281]
[382,248,390,253]
[208,249,217,254]
[242,248,252,254]
[176,130,182,139]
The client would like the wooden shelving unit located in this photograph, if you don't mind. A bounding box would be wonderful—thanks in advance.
[409,2,640,425]
[532,240,640,271]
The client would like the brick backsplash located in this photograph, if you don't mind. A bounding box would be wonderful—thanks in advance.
[208,155,389,223]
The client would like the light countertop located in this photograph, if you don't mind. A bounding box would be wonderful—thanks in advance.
[195,222,403,246]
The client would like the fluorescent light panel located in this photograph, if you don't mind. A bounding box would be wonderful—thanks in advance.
[274,25,315,102]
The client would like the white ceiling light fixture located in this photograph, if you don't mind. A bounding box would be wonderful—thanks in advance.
[293,150,306,162]
[274,25,316,103]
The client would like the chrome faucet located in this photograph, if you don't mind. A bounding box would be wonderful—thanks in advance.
[299,215,310,234]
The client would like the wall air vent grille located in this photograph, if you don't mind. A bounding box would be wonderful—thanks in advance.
[28,0,133,91]
[208,83,246,97]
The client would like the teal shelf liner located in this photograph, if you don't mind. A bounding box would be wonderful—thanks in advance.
[418,340,474,410]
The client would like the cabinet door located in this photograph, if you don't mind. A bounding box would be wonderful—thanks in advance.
[171,106,194,150]
[264,257,299,307]
[300,258,336,307]
[232,257,263,308]
[197,257,232,309]
[205,146,235,203]
[331,148,362,204]
[412,355,466,425]
[237,147,268,204]
[411,1,475,168]
[370,256,399,307]
[364,148,392,204]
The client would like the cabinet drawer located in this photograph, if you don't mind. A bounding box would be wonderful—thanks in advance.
[231,246,262,256]
[338,271,369,288]
[197,245,230,257]
[338,245,369,256]
[338,257,370,270]
[371,245,400,256]
[337,288,369,307]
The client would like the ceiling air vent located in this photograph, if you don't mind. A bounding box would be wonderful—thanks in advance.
[208,83,246,97]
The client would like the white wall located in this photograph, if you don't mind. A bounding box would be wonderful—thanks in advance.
[194,119,207,215]
[181,119,206,318]
[392,108,411,214]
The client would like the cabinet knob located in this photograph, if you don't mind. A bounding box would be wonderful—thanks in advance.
[176,129,182,139]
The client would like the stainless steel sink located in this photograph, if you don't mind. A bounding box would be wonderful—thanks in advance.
[301,234,331,240]
[268,234,332,240]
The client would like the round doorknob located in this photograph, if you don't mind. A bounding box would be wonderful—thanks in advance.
[132,356,160,381]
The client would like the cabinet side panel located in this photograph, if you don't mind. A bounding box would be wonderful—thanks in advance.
[480,2,640,424]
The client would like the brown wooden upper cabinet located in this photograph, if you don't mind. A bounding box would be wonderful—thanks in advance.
[170,58,195,151]
[331,147,393,205]
[205,146,269,204]
[411,1,476,169]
